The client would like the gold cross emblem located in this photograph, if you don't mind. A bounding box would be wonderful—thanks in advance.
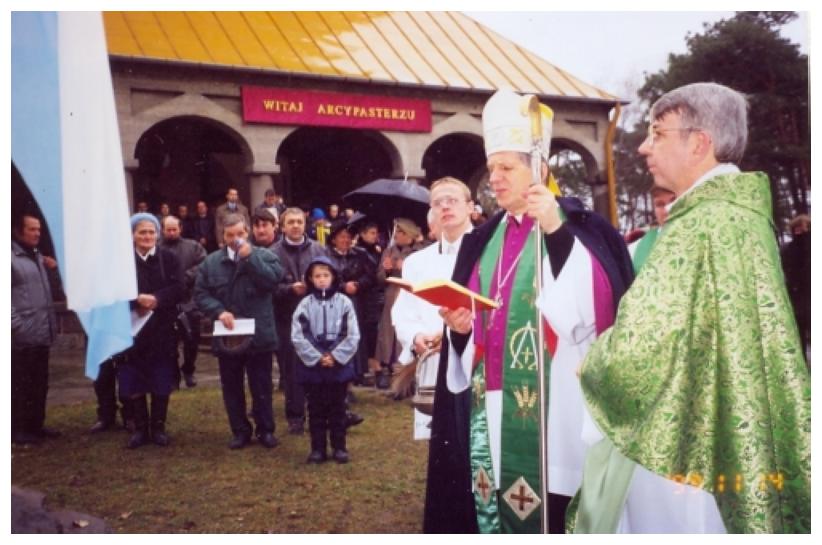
[502,476,541,521]
[474,466,494,505]
[509,321,538,370]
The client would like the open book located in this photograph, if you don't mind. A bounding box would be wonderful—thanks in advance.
[387,277,500,312]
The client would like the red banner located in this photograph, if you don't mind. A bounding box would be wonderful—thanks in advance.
[242,86,431,133]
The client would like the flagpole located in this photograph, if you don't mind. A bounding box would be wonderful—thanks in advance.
[526,96,550,533]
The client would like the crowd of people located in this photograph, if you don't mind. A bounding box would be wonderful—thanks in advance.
[11,83,810,533]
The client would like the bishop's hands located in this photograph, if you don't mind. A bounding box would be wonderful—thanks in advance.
[439,307,473,335]
[525,184,562,234]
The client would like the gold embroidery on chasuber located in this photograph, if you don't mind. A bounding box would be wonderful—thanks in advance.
[472,374,485,408]
[502,476,541,521]
[512,383,538,424]
[521,291,535,309]
[509,321,538,370]
[474,466,494,505]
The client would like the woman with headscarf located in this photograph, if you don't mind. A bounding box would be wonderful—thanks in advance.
[374,218,424,389]
[120,213,184,449]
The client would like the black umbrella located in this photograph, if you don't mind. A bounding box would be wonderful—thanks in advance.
[342,179,430,228]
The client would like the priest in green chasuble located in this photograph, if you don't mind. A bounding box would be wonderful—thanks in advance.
[571,82,811,533]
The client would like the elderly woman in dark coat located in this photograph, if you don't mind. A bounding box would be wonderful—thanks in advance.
[120,213,184,449]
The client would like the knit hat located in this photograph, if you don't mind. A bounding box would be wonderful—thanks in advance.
[130,212,160,233]
[310,208,326,221]
[482,89,554,164]
[394,217,421,239]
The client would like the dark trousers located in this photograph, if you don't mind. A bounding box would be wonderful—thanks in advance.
[304,382,348,452]
[218,351,275,437]
[93,356,129,424]
[361,319,379,360]
[177,310,201,376]
[11,346,50,435]
[275,321,305,421]
[548,493,572,534]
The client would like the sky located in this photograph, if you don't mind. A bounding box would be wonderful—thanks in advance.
[466,11,809,102]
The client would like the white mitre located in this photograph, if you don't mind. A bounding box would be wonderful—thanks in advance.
[482,89,554,162]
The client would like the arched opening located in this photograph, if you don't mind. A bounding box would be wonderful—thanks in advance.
[12,162,57,260]
[276,127,395,211]
[133,116,250,214]
[548,138,599,209]
[422,133,486,192]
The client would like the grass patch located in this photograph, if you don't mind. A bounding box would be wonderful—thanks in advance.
[12,386,429,533]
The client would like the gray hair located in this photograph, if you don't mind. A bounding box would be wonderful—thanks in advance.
[222,213,247,233]
[651,82,748,163]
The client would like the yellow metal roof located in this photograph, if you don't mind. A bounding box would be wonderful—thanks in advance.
[103,11,618,102]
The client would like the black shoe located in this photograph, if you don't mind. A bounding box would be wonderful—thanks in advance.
[36,427,62,439]
[229,434,251,450]
[183,373,197,388]
[345,411,364,428]
[287,419,305,435]
[375,371,391,390]
[332,449,349,464]
[12,432,42,445]
[152,427,170,447]
[257,432,279,448]
[127,429,149,449]
[306,450,327,464]
[89,420,113,434]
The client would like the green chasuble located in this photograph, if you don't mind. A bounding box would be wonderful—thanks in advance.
[576,172,811,533]
[631,226,659,274]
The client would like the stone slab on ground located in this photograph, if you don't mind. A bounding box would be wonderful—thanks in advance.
[11,485,112,534]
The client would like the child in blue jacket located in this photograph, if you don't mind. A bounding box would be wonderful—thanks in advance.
[291,256,360,464]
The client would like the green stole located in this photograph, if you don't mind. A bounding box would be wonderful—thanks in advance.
[631,227,659,274]
[469,218,550,533]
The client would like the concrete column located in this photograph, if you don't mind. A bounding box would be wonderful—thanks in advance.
[591,172,610,219]
[247,172,276,210]
[123,165,137,212]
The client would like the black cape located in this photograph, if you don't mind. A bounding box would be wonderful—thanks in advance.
[423,198,633,533]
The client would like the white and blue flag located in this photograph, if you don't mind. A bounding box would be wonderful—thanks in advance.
[12,12,137,380]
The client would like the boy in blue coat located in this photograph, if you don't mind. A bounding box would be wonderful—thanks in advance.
[291,256,360,464]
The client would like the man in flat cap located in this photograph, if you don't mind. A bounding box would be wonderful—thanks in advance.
[424,89,633,533]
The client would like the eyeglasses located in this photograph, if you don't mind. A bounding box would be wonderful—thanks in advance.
[430,196,467,209]
[646,126,703,147]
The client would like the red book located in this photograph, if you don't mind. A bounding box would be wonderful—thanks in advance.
[387,277,500,312]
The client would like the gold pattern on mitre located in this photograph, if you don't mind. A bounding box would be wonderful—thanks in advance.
[502,476,541,521]
[482,89,554,164]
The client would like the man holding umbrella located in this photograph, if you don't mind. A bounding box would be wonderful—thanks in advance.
[424,89,633,533]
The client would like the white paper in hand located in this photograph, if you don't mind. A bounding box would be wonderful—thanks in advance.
[213,318,256,336]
